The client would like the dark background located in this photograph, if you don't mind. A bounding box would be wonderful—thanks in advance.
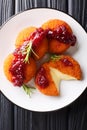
[0,0,87,130]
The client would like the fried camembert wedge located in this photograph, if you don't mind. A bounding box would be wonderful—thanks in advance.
[35,55,82,96]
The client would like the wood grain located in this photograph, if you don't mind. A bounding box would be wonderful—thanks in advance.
[0,0,87,130]
[68,0,87,31]
[0,0,15,26]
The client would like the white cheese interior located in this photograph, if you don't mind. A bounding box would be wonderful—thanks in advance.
[50,67,76,90]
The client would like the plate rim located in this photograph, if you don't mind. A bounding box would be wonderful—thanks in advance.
[0,7,87,112]
[1,87,87,112]
[0,7,87,34]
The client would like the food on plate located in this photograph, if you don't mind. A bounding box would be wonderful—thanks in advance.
[35,65,59,96]
[15,26,37,48]
[15,19,77,60]
[31,28,48,60]
[42,19,76,53]
[3,18,82,96]
[4,54,14,82]
[35,55,82,96]
[49,55,82,80]
[15,27,48,60]
[3,53,36,86]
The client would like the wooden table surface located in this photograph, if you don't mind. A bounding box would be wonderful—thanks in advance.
[0,0,87,130]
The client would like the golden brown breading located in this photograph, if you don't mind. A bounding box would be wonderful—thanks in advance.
[35,55,82,96]
[23,57,37,83]
[49,55,82,80]
[48,39,70,54]
[42,19,73,54]
[3,54,14,82]
[15,27,48,60]
[35,64,59,96]
[15,26,37,48]
[42,19,72,33]
[3,53,37,84]
[33,38,48,60]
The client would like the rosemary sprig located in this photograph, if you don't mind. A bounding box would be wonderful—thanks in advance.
[22,84,36,97]
[23,40,32,63]
[50,55,62,61]
[21,40,39,63]
[31,48,39,59]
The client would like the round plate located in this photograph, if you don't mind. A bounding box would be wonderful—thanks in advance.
[0,8,87,112]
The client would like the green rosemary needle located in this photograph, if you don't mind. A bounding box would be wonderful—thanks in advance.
[50,55,62,61]
[22,84,36,97]
[21,40,39,63]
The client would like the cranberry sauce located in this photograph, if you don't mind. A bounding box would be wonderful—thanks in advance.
[9,48,26,86]
[25,25,76,48]
[9,28,47,87]
[47,25,76,46]
[25,28,48,49]
[9,25,76,87]
[61,58,73,66]
[36,67,49,88]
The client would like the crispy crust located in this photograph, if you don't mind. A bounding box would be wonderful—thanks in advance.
[23,57,37,83]
[49,39,70,54]
[42,19,72,53]
[3,54,37,84]
[49,55,82,80]
[35,55,82,96]
[35,64,59,96]
[15,27,48,60]
[42,19,72,33]
[15,26,37,48]
[3,54,14,82]
[33,38,48,60]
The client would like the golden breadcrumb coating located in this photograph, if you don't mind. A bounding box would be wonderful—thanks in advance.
[3,54,14,82]
[15,26,37,48]
[3,54,37,84]
[23,57,37,83]
[49,39,70,54]
[49,55,82,80]
[42,19,73,54]
[15,27,48,60]
[33,38,48,60]
[35,55,82,96]
[35,64,59,96]
[42,19,72,33]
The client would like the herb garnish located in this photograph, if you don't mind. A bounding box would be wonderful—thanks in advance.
[50,55,62,61]
[22,84,36,97]
[21,40,39,63]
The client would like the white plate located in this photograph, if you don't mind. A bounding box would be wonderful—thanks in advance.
[0,8,87,112]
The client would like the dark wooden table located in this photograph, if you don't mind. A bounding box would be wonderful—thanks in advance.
[0,0,87,130]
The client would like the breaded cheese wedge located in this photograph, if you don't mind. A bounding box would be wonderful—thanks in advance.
[35,65,59,96]
[42,19,75,54]
[35,55,82,96]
